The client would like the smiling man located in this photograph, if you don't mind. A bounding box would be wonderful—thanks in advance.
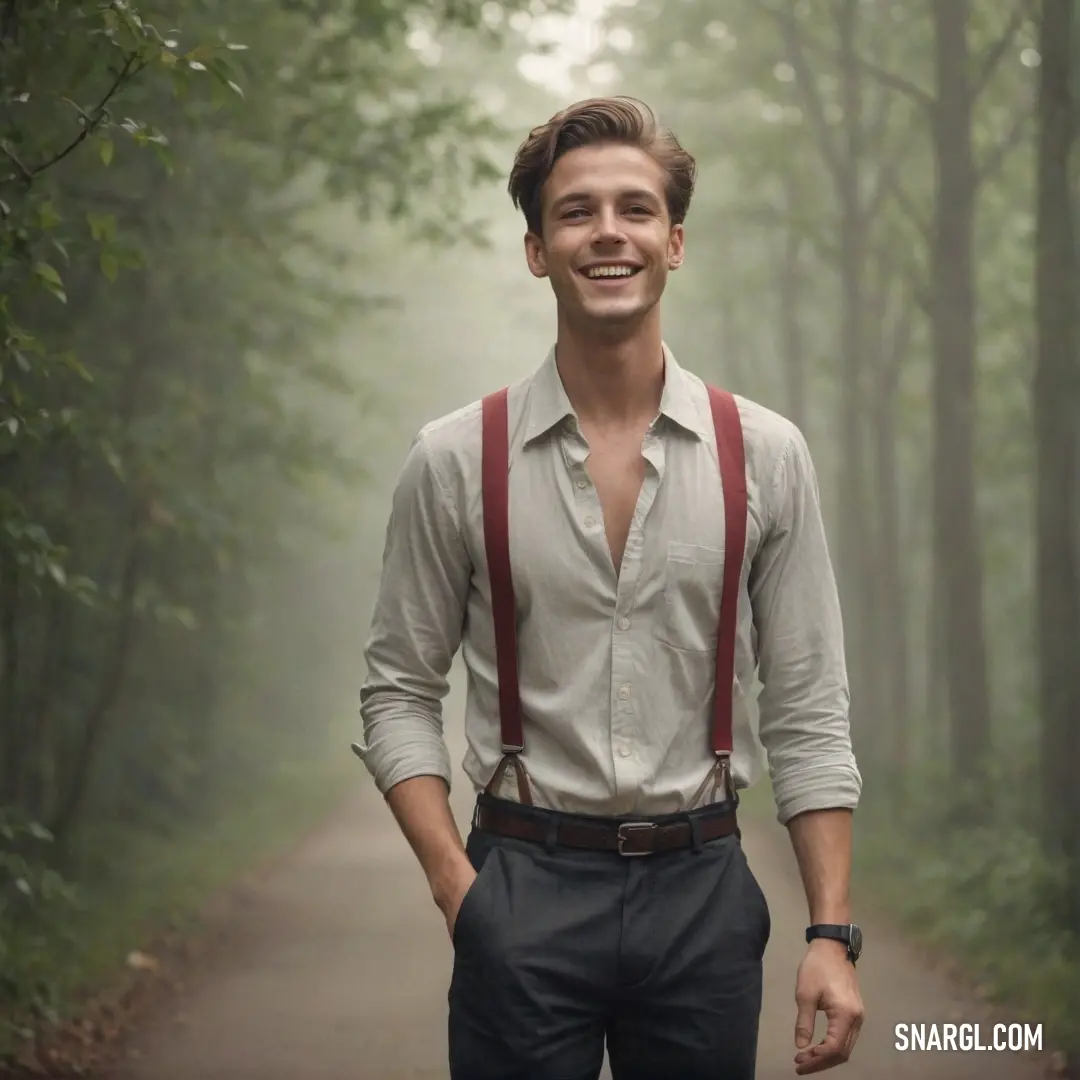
[357,97,865,1079]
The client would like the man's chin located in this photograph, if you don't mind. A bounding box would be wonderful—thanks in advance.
[578,297,654,325]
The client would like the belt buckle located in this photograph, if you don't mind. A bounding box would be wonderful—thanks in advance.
[616,821,657,856]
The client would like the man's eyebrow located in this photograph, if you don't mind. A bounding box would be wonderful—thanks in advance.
[551,191,592,210]
[550,188,663,210]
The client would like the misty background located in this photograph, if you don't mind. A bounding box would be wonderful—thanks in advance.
[1,0,1078,1073]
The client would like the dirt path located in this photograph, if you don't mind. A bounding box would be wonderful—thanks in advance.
[107,705,1051,1080]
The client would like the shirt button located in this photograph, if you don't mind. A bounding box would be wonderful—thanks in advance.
[576,479,587,490]
[617,684,631,700]
[584,516,596,528]
[618,617,631,631]
[618,746,632,758]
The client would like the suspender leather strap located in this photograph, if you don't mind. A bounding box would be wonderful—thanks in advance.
[481,387,523,754]
[479,383,747,791]
[706,384,747,758]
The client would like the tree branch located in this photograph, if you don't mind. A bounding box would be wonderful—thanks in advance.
[862,74,895,158]
[876,241,931,319]
[876,162,933,250]
[722,201,839,264]
[975,101,1034,186]
[883,277,917,397]
[771,4,844,189]
[32,55,143,175]
[0,51,144,189]
[972,0,1036,101]
[755,0,936,113]
[0,140,32,182]
[862,114,927,227]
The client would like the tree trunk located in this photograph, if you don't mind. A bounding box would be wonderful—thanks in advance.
[929,0,992,789]
[49,510,142,841]
[833,0,878,743]
[0,549,20,807]
[875,279,915,789]
[1034,0,1080,941]
[778,174,808,434]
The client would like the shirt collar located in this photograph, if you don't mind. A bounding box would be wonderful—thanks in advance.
[522,342,708,446]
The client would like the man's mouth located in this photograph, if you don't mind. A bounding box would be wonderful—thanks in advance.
[579,265,642,280]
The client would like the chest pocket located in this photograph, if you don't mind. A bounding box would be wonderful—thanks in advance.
[657,541,725,653]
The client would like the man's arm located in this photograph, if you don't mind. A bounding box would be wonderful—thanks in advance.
[749,423,864,1072]
[748,422,861,846]
[385,775,475,930]
[786,807,852,925]
[357,431,476,930]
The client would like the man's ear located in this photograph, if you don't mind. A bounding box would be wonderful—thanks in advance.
[668,223,685,271]
[524,231,548,279]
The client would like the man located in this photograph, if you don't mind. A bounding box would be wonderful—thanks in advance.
[356,96,864,1079]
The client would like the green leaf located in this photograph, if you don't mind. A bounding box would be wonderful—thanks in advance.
[87,212,117,243]
[59,352,93,383]
[38,201,62,230]
[101,440,125,479]
[100,250,120,282]
[99,137,114,166]
[33,262,67,304]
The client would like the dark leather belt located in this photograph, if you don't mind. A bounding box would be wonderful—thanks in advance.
[473,798,739,857]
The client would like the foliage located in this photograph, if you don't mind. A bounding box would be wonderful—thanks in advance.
[588,0,1079,1058]
[0,0,561,1056]
[0,815,79,1047]
[853,756,1079,1054]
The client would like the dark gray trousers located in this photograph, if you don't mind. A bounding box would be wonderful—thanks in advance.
[448,798,771,1080]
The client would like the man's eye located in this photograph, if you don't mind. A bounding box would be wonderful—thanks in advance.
[564,208,588,218]
[627,205,651,215]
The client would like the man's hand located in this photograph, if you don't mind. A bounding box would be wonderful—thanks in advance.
[792,939,864,1074]
[432,857,478,940]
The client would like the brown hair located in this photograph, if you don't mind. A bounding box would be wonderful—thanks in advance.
[507,96,697,236]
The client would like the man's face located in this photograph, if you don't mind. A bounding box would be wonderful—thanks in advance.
[523,143,684,331]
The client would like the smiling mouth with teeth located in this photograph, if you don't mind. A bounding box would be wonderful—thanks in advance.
[581,265,642,279]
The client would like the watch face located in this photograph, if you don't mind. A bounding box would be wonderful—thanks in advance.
[849,924,863,959]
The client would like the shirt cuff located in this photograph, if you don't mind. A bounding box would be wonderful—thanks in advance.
[771,759,862,826]
[357,728,453,797]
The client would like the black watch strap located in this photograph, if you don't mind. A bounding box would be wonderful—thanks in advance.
[806,923,862,964]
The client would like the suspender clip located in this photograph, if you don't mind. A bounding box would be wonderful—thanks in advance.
[714,751,736,804]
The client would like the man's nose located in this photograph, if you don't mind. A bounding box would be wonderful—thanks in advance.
[591,208,627,244]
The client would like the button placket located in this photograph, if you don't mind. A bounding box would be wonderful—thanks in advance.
[607,440,661,792]
[560,434,605,549]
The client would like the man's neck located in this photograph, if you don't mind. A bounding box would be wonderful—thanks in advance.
[553,314,665,430]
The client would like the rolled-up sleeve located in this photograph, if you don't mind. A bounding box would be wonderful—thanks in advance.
[749,425,862,826]
[357,430,471,796]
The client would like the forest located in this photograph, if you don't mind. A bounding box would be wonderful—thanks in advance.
[1,0,1077,1073]
[589,0,1080,1053]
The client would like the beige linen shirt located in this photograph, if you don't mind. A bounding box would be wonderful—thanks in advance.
[357,344,861,825]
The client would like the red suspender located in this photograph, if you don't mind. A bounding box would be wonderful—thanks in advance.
[480,387,524,753]
[706,384,748,757]
[479,384,747,786]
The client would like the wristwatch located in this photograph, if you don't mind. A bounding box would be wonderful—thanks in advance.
[805,923,862,965]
